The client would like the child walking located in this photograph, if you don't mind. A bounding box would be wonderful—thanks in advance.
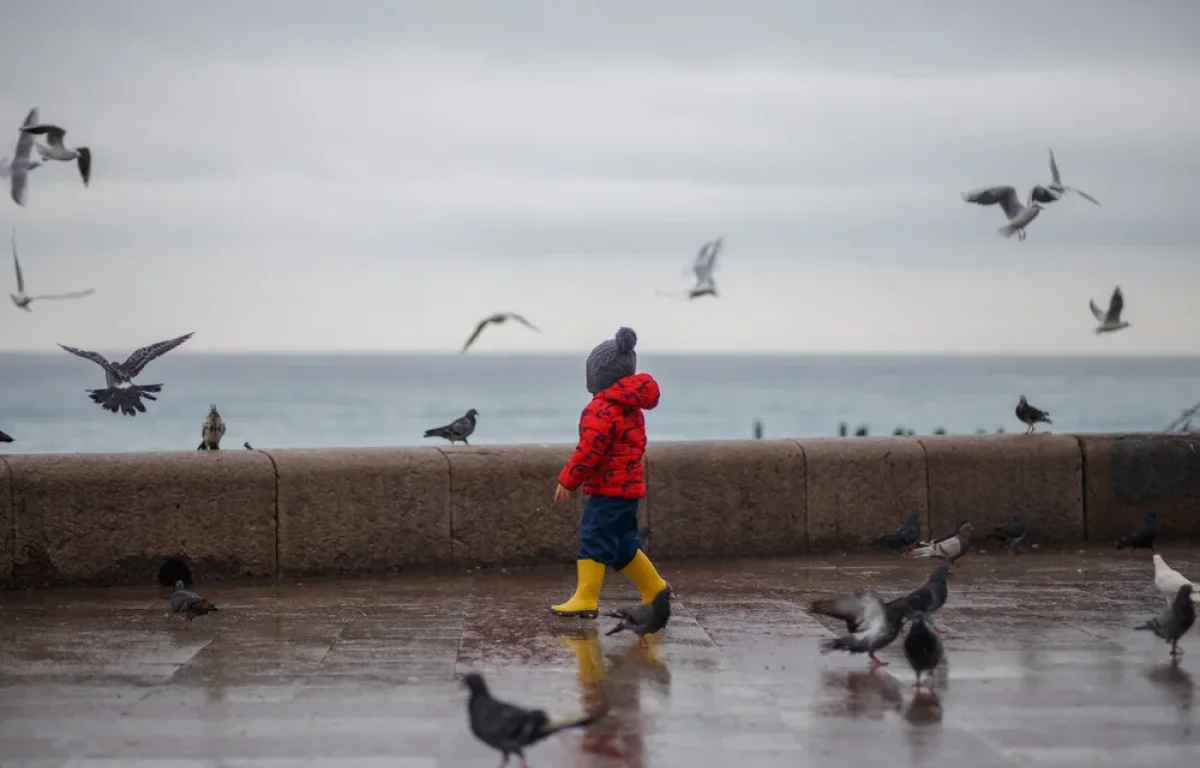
[551,326,669,618]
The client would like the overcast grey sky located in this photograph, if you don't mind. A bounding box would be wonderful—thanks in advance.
[1,1,1197,355]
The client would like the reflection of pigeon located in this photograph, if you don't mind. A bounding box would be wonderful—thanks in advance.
[866,509,922,553]
[1152,554,1200,606]
[903,566,950,634]
[605,585,672,646]
[169,580,218,630]
[1117,511,1157,554]
[810,590,911,669]
[423,409,478,446]
[1016,396,1052,434]
[1136,585,1196,657]
[961,185,1044,241]
[903,612,944,690]
[0,428,12,443]
[988,514,1028,554]
[198,404,226,450]
[460,313,540,353]
[908,522,972,566]
[1089,287,1130,335]
[463,672,598,766]
[58,333,194,417]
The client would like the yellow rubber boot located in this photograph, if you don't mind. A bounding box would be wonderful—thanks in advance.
[551,559,606,618]
[619,549,668,603]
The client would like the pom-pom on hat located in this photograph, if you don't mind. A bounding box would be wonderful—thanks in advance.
[585,327,638,394]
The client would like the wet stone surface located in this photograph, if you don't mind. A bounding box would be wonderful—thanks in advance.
[2,550,1200,767]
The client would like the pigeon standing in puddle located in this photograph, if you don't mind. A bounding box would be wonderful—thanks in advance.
[1136,584,1196,658]
[462,671,598,767]
[169,580,218,630]
[604,585,672,646]
[904,612,945,690]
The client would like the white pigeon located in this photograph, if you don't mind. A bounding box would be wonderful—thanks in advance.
[8,107,41,206]
[1089,286,1129,334]
[1045,148,1100,205]
[1152,554,1200,606]
[908,523,972,563]
[9,227,94,311]
[961,185,1044,241]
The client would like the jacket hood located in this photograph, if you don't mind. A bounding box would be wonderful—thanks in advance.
[596,372,660,410]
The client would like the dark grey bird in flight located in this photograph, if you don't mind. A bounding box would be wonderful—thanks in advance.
[169,580,218,630]
[462,671,598,767]
[1136,584,1196,657]
[988,514,1028,554]
[1117,511,1157,554]
[1089,286,1130,334]
[58,332,194,417]
[8,107,42,206]
[1016,395,1052,434]
[21,121,91,187]
[0,428,13,443]
[810,589,912,669]
[9,227,94,311]
[461,313,539,354]
[961,185,1044,241]
[423,408,478,445]
[1040,148,1100,206]
[903,612,945,690]
[605,585,673,646]
[865,509,922,553]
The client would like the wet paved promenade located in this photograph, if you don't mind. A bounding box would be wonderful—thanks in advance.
[2,550,1199,767]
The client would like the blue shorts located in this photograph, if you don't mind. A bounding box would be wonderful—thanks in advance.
[578,495,643,570]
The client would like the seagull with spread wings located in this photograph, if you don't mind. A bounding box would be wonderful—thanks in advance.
[1089,286,1129,334]
[460,312,539,354]
[961,185,1044,241]
[8,107,42,206]
[1042,148,1099,205]
[9,227,94,311]
[22,119,91,188]
[58,332,195,416]
[658,237,723,299]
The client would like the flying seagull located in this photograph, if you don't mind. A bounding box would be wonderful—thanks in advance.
[198,404,226,450]
[660,237,722,299]
[22,121,91,187]
[1041,148,1100,206]
[462,671,598,767]
[8,107,41,206]
[1015,395,1052,435]
[460,313,539,354]
[424,408,478,445]
[9,227,94,311]
[961,185,1044,241]
[169,580,219,630]
[58,332,194,416]
[0,155,41,179]
[1089,286,1130,334]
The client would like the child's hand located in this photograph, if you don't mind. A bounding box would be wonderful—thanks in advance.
[553,483,572,503]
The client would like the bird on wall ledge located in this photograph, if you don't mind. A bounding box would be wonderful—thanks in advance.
[0,427,13,442]
[198,404,226,450]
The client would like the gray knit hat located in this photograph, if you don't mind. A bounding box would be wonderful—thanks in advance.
[586,327,638,394]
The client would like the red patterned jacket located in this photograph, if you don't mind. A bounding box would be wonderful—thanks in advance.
[557,373,660,499]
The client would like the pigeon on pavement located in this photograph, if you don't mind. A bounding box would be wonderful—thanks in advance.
[462,671,598,767]
[988,514,1029,555]
[423,408,478,446]
[903,566,951,634]
[903,612,945,690]
[169,580,218,630]
[810,590,912,669]
[908,522,972,567]
[1117,511,1157,554]
[0,428,12,443]
[58,332,194,416]
[198,404,226,450]
[604,585,672,646]
[461,313,540,354]
[926,518,969,547]
[1152,554,1200,606]
[1016,396,1052,434]
[1135,584,1196,657]
[866,509,922,553]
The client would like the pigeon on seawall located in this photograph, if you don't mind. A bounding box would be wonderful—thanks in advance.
[460,313,540,354]
[462,671,599,767]
[903,612,945,690]
[169,580,218,630]
[865,509,922,553]
[988,514,1029,554]
[58,332,194,417]
[903,566,951,634]
[424,408,478,446]
[1117,511,1157,554]
[243,441,254,450]
[0,427,13,443]
[908,522,972,567]
[8,106,40,206]
[21,121,91,187]
[809,590,912,669]
[1152,554,1200,606]
[605,585,672,646]
[1089,286,1130,335]
[1016,396,1052,435]
[198,404,226,450]
[1135,584,1196,657]
[961,185,1044,241]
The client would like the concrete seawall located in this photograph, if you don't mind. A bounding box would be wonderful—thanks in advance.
[1,433,1197,589]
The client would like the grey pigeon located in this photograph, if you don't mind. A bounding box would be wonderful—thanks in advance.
[423,408,478,446]
[1016,396,1052,434]
[908,522,972,567]
[462,671,598,767]
[961,185,1044,241]
[58,332,194,417]
[903,566,951,635]
[810,590,912,669]
[903,612,945,690]
[461,313,540,354]
[988,514,1028,554]
[1136,584,1196,657]
[198,404,226,450]
[243,441,253,450]
[866,509,922,553]
[604,585,672,646]
[169,580,218,630]
[1117,511,1157,553]
[0,427,12,443]
[927,518,969,547]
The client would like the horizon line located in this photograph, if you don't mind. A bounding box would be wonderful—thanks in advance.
[1,349,1198,359]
